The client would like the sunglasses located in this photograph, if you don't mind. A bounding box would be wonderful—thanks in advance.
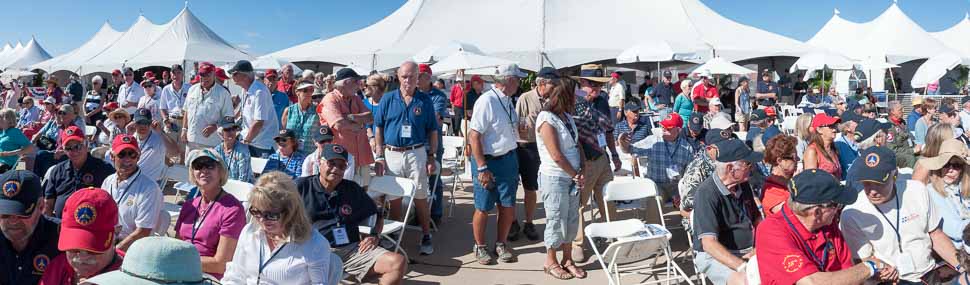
[782,156,800,162]
[64,143,84,152]
[311,95,323,100]
[325,160,348,170]
[944,161,965,169]
[124,73,134,77]
[192,159,217,170]
[249,208,282,221]
[117,150,138,159]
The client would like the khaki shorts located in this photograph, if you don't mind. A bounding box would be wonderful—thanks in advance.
[735,112,749,123]
[334,243,391,281]
[352,164,372,187]
[384,147,429,200]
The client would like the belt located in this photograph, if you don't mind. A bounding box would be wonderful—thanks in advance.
[385,144,424,152]
[484,151,513,161]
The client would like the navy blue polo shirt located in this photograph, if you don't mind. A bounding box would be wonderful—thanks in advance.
[296,176,378,248]
[420,87,449,157]
[0,216,60,285]
[43,155,115,218]
[375,89,440,148]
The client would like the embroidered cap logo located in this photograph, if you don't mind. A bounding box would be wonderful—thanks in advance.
[865,153,880,168]
[74,203,97,226]
[2,181,20,198]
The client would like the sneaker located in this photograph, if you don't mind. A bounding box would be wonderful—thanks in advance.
[474,244,494,265]
[522,222,539,241]
[495,242,517,263]
[419,234,434,255]
[507,221,521,241]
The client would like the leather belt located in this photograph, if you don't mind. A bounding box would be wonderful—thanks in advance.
[385,144,424,152]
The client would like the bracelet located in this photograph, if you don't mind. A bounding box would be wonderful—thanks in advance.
[477,165,489,172]
[864,260,877,278]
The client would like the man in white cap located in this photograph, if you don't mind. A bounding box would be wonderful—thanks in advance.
[468,64,526,265]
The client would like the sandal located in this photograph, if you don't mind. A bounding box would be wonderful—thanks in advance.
[563,263,588,279]
[544,264,574,280]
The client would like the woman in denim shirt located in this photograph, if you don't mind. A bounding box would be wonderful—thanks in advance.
[214,118,253,183]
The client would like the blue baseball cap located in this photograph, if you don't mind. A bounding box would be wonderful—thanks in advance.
[789,169,857,205]
[849,147,897,184]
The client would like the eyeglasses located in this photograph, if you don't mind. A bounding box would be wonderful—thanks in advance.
[817,202,843,210]
[192,159,217,170]
[56,111,68,116]
[249,208,282,221]
[944,161,964,169]
[117,150,138,159]
[325,160,348,170]
[311,95,323,100]
[64,143,84,152]
[124,73,134,77]
[365,83,381,88]
[274,138,291,144]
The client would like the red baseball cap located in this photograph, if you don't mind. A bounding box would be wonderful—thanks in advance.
[112,134,139,155]
[59,187,118,253]
[214,67,229,80]
[190,75,201,85]
[60,126,85,146]
[418,64,432,74]
[143,71,155,79]
[198,62,215,76]
[470,75,484,83]
[764,106,777,117]
[660,113,684,129]
[611,72,621,79]
[111,69,121,76]
[265,69,279,79]
[103,102,120,112]
[811,113,841,131]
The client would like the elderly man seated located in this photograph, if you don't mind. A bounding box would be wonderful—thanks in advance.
[690,139,763,284]
[39,188,123,284]
[622,113,692,205]
[0,170,60,285]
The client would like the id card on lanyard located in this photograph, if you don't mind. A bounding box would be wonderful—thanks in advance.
[399,94,413,139]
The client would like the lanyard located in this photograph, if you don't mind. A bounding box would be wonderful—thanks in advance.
[781,205,831,271]
[490,89,515,126]
[138,132,152,154]
[663,136,680,159]
[113,170,142,206]
[191,190,224,241]
[398,93,414,126]
[257,239,287,284]
[220,144,237,175]
[872,192,903,252]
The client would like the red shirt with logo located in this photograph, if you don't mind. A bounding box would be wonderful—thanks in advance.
[691,83,718,113]
[755,205,852,285]
[38,249,124,285]
[276,79,296,103]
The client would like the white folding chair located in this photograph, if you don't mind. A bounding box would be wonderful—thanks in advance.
[586,219,694,285]
[223,179,254,215]
[603,178,665,228]
[251,157,268,176]
[154,210,172,237]
[163,201,182,227]
[358,176,416,261]
[161,165,193,200]
[781,116,797,135]
[440,136,466,217]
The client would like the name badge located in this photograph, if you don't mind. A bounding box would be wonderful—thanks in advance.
[401,125,413,139]
[597,134,607,148]
[332,227,351,246]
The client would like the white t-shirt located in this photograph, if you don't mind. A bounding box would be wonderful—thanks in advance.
[159,82,191,117]
[184,83,234,147]
[240,81,280,150]
[469,88,519,156]
[221,223,332,285]
[608,81,625,107]
[102,169,163,238]
[839,179,941,282]
[118,82,145,108]
[535,111,580,178]
[302,149,355,180]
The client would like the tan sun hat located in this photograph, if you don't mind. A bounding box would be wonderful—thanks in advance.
[572,64,611,83]
[920,139,970,171]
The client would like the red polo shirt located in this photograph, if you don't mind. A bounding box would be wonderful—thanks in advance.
[276,79,296,103]
[691,83,718,113]
[755,205,852,285]
[39,249,124,285]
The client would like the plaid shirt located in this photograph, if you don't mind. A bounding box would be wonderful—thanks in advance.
[613,116,652,145]
[266,151,307,179]
[677,150,715,210]
[574,95,615,159]
[631,134,692,184]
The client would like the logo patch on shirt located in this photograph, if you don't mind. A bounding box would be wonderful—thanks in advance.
[320,127,330,135]
[886,131,895,142]
[783,255,804,273]
[127,198,135,207]
[414,106,422,116]
[33,254,49,273]
[75,203,97,226]
[340,204,353,216]
[82,173,95,184]
[901,213,920,223]
[2,180,20,198]
[865,153,880,168]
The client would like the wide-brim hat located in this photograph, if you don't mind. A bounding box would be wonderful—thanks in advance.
[920,139,970,171]
[572,64,611,83]
[82,237,218,285]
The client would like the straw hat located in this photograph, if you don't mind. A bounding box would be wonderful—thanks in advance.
[920,139,970,171]
[572,64,611,83]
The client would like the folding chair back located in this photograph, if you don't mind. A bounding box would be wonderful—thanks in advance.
[251,157,268,175]
[361,176,416,259]
[585,219,692,285]
[223,179,254,216]
[603,177,664,227]
[781,116,797,135]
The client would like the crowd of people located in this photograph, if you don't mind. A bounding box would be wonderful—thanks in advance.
[3,56,970,285]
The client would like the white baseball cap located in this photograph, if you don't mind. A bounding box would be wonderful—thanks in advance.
[496,64,527,78]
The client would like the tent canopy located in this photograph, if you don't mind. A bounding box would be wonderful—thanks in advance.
[2,37,52,70]
[31,21,123,73]
[931,13,970,59]
[269,0,809,72]
[808,4,955,64]
[122,8,253,69]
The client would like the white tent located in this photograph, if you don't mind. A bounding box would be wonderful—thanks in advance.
[808,5,955,64]
[911,52,968,89]
[0,42,24,69]
[932,13,970,59]
[430,50,516,75]
[789,50,854,72]
[0,44,12,62]
[691,57,756,75]
[2,37,52,70]
[79,15,168,74]
[121,7,253,69]
[269,0,808,71]
[412,41,485,63]
[616,40,709,64]
[251,55,302,74]
[31,21,123,73]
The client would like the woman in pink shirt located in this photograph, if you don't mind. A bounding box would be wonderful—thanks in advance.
[175,149,247,279]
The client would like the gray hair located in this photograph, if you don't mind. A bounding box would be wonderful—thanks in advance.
[856,130,884,150]
[333,78,349,88]
[91,75,103,85]
[315,72,327,80]
[0,108,15,124]
[398,61,418,75]
[888,100,903,112]
[788,198,816,215]
[714,160,746,176]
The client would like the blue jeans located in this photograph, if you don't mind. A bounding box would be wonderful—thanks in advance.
[540,174,580,249]
[470,151,519,212]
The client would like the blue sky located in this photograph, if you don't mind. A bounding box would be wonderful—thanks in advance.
[2,0,968,56]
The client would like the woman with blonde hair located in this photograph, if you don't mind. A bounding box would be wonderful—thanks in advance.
[672,79,694,128]
[794,113,814,158]
[923,122,956,158]
[921,139,970,249]
[222,171,334,284]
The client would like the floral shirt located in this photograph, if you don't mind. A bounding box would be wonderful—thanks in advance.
[678,150,715,211]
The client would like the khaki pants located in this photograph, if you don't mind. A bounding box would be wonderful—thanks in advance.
[573,155,616,246]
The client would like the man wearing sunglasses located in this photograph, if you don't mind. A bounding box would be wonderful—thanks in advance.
[182,62,234,152]
[296,144,407,284]
[116,67,144,111]
[691,139,763,284]
[0,170,60,285]
[100,134,162,252]
[42,126,114,218]
[841,147,962,284]
[756,170,890,284]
